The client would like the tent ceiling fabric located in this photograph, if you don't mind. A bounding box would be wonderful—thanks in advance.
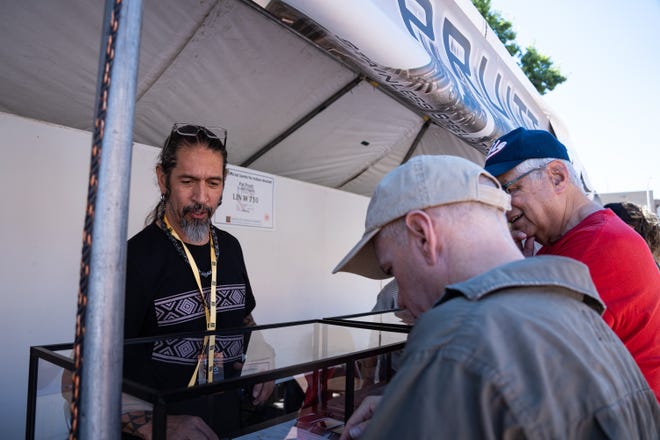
[1,0,487,197]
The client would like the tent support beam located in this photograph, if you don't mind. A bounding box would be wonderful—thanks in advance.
[337,163,372,190]
[338,117,432,190]
[401,117,431,165]
[241,75,363,168]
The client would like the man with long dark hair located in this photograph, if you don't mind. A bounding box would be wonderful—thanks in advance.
[123,124,272,439]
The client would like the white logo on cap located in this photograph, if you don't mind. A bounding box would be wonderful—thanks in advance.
[486,140,507,160]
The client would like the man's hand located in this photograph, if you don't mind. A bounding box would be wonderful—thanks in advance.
[511,230,536,257]
[338,395,382,440]
[124,413,218,440]
[251,380,275,406]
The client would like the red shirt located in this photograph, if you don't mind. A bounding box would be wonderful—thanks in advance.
[538,209,660,402]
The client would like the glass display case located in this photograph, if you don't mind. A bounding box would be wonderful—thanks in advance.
[322,309,414,331]
[27,318,409,439]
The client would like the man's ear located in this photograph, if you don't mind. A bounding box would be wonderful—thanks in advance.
[156,165,167,195]
[404,210,438,265]
[547,160,568,193]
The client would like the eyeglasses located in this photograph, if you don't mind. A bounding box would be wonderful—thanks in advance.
[501,166,546,194]
[170,123,227,147]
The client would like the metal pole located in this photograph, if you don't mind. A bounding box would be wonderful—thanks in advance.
[344,361,355,423]
[78,0,143,438]
[25,348,40,440]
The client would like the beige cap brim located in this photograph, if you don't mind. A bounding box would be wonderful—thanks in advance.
[331,226,390,279]
[333,155,511,281]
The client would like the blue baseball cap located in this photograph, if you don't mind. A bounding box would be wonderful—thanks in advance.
[484,127,570,177]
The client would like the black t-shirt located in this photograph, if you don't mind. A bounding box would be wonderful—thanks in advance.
[123,222,257,435]
[125,222,255,339]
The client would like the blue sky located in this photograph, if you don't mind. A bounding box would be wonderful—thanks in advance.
[489,0,660,199]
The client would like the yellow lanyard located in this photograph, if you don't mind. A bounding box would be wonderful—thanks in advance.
[163,216,217,385]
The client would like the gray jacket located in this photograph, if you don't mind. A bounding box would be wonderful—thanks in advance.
[363,256,660,439]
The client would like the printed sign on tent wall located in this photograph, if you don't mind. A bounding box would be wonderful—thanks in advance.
[214,165,274,229]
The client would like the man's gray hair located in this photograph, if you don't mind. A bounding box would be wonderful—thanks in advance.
[515,158,584,194]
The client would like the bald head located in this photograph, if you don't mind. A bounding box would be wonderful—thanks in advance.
[374,200,523,318]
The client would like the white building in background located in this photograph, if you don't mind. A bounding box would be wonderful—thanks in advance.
[597,190,659,216]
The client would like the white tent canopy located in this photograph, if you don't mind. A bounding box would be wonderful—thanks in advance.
[2,1,593,437]
[0,0,575,197]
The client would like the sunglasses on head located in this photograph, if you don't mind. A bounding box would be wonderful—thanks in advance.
[168,123,227,148]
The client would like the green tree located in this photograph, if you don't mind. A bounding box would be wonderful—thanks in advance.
[471,0,566,94]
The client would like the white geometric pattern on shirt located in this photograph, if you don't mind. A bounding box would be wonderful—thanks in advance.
[152,335,244,365]
[154,283,247,326]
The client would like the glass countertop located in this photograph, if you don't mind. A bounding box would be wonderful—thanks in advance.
[115,321,408,395]
[325,310,414,329]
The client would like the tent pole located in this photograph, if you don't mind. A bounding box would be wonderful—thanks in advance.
[70,0,143,438]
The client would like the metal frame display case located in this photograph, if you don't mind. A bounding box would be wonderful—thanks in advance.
[27,317,410,439]
[323,309,414,332]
